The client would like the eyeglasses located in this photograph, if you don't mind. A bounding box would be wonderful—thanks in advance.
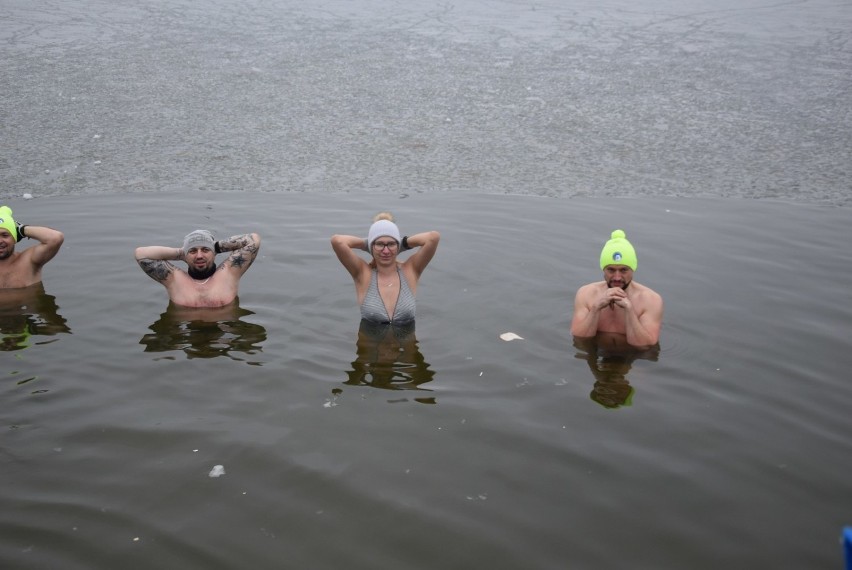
[372,241,399,251]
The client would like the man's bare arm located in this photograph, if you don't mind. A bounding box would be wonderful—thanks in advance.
[623,294,663,347]
[18,225,64,268]
[570,285,602,338]
[218,233,261,274]
[138,259,177,283]
[135,246,182,283]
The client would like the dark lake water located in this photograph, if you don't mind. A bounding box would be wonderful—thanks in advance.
[2,1,852,569]
[3,192,851,569]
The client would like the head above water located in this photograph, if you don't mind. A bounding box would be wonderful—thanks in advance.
[183,229,216,253]
[367,212,401,251]
[0,205,19,243]
[599,229,637,271]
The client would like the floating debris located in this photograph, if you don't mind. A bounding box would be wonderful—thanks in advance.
[499,332,524,341]
[208,464,225,478]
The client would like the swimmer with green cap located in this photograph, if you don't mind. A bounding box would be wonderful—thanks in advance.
[135,229,261,308]
[0,205,65,289]
[570,230,663,347]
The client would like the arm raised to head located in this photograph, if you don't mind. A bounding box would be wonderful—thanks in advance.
[216,233,261,276]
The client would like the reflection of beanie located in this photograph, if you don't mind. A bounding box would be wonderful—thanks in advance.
[183,229,216,252]
[367,220,401,250]
[1,329,32,351]
[0,206,18,243]
[599,229,637,270]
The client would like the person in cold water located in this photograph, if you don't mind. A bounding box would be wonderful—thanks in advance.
[571,229,663,348]
[0,205,64,290]
[331,212,439,325]
[135,229,260,308]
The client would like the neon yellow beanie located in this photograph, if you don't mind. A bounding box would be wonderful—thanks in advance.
[599,229,637,270]
[0,206,18,243]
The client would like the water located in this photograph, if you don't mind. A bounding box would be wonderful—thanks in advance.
[2,192,850,569]
[2,1,852,569]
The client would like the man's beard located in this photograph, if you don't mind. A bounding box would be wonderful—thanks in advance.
[188,263,217,280]
[606,278,631,291]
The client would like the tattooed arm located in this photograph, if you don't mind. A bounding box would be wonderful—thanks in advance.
[217,233,261,275]
[134,246,183,283]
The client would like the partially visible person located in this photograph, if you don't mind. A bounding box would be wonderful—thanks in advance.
[331,212,440,324]
[570,229,663,347]
[135,230,261,308]
[0,205,65,289]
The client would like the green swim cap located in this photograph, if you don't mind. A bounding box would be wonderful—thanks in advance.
[599,229,637,270]
[0,205,18,243]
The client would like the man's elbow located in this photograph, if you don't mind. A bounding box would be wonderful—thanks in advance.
[571,326,595,339]
[569,321,590,338]
[629,333,660,348]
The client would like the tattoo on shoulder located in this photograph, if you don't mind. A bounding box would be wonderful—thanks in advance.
[139,259,175,283]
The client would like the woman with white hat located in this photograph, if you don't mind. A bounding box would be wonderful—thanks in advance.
[331,212,439,325]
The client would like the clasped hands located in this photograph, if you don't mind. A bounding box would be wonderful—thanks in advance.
[598,287,631,311]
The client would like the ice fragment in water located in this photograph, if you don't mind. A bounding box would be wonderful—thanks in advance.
[499,332,524,341]
[208,464,225,477]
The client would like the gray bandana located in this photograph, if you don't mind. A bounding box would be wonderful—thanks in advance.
[183,229,215,253]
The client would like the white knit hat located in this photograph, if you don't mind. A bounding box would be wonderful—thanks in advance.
[367,220,401,250]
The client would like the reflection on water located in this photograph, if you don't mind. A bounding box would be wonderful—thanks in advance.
[0,283,71,352]
[139,299,266,364]
[344,319,436,404]
[574,333,660,409]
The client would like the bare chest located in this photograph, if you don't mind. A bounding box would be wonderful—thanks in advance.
[171,276,237,308]
[0,258,40,289]
[597,304,627,333]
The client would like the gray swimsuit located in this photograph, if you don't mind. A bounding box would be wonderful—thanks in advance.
[360,267,416,324]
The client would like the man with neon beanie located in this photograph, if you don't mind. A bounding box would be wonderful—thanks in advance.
[570,229,663,347]
[0,205,65,289]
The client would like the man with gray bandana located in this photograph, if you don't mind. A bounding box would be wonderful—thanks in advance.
[135,229,261,308]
